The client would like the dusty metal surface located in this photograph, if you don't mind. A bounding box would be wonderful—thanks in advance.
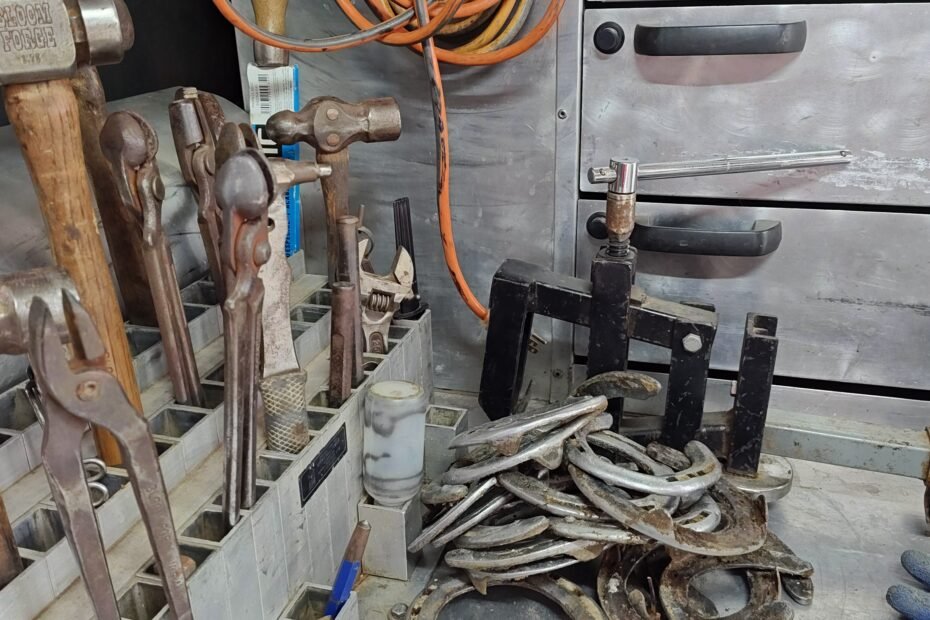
[450,396,607,456]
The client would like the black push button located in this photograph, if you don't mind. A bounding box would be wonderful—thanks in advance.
[594,22,625,55]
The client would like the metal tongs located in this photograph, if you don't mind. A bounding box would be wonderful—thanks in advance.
[214,140,274,528]
[169,88,228,300]
[0,268,192,620]
[100,110,205,408]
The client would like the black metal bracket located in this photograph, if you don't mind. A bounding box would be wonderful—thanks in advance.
[726,314,779,475]
[479,258,718,449]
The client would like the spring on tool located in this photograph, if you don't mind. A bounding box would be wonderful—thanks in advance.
[366,291,393,313]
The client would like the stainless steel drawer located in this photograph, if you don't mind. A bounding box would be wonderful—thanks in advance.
[580,3,930,205]
[574,199,930,390]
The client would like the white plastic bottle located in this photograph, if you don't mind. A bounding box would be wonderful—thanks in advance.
[363,381,428,507]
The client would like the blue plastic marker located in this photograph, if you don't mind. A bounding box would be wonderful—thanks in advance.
[324,520,372,617]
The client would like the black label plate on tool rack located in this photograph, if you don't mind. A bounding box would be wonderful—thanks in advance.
[299,424,347,506]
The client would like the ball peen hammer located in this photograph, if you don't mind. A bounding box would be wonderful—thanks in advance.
[0,0,139,465]
[265,96,402,282]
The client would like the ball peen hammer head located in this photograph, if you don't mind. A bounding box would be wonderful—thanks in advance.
[0,0,133,86]
[265,95,402,153]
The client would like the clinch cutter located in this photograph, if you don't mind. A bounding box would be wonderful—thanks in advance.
[358,239,415,354]
[214,145,274,528]
[100,110,205,408]
[169,87,228,301]
[0,268,192,620]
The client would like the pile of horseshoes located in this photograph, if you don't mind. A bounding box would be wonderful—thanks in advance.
[406,376,815,619]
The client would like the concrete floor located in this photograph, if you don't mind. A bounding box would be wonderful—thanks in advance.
[359,391,929,619]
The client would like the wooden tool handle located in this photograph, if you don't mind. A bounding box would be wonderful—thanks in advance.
[0,494,23,589]
[252,0,289,33]
[72,66,156,327]
[5,79,142,466]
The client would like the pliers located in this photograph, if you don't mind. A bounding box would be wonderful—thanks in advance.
[24,280,192,620]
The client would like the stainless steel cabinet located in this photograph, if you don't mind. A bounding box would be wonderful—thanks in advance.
[580,3,930,205]
[575,199,930,390]
[574,3,930,396]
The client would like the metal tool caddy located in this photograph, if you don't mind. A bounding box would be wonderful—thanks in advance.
[0,0,928,619]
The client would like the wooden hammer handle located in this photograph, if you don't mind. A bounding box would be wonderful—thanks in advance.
[252,0,289,33]
[0,494,23,590]
[5,79,142,466]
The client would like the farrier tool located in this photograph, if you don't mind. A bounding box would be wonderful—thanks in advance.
[215,122,332,454]
[99,110,206,408]
[335,215,364,385]
[265,96,402,281]
[260,151,330,452]
[329,281,358,408]
[72,65,156,326]
[0,268,192,619]
[358,238,415,354]
[169,87,228,301]
[1,0,140,466]
[479,149,851,497]
[214,146,272,528]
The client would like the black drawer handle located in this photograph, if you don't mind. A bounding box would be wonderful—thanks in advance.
[633,22,807,56]
[586,213,782,257]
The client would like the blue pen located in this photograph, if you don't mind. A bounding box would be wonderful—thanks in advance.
[324,520,372,617]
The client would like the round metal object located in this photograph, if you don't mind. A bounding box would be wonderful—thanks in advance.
[682,333,703,353]
[593,22,625,54]
[725,454,794,503]
[390,603,409,619]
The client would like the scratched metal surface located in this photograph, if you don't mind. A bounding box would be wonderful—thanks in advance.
[230,0,559,396]
[580,4,930,203]
[575,199,930,390]
[0,89,245,392]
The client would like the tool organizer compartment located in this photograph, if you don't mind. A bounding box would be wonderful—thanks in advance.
[0,262,434,619]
